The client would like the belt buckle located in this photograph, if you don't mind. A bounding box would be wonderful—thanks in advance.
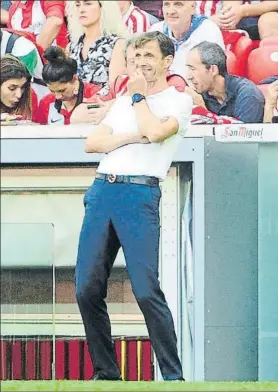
[108,174,116,183]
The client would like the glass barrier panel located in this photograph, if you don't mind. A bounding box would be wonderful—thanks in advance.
[0,223,55,381]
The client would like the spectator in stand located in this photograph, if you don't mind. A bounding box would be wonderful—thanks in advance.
[1,29,39,76]
[185,41,265,123]
[7,0,68,50]
[66,0,128,97]
[36,47,101,125]
[262,77,278,123]
[134,0,162,20]
[0,54,38,121]
[149,1,224,79]
[195,0,278,40]
[0,29,48,101]
[117,1,154,34]
[1,1,11,26]
[195,0,222,17]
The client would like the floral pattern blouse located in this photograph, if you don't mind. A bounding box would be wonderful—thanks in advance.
[69,34,119,96]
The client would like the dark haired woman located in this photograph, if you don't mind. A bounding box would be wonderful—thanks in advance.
[37,46,101,125]
[1,54,38,121]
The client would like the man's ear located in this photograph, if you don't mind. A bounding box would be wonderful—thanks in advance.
[190,1,196,15]
[211,64,220,77]
[164,55,174,70]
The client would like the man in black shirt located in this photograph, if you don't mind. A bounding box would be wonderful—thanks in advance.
[185,41,265,123]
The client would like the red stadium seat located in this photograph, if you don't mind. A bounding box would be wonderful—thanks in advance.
[0,340,7,380]
[247,45,278,84]
[127,340,137,381]
[68,340,81,380]
[226,50,238,76]
[83,341,94,380]
[40,340,51,380]
[115,340,122,376]
[11,341,23,380]
[222,32,254,77]
[142,340,153,381]
[55,341,66,380]
[252,40,260,50]
[25,340,37,380]
[233,36,254,76]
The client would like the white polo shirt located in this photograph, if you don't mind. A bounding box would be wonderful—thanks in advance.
[97,87,192,180]
[149,19,224,80]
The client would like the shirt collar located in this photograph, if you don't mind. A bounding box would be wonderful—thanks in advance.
[123,2,135,23]
[54,80,85,114]
[203,74,235,105]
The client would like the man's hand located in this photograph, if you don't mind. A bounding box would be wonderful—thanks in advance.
[127,70,147,96]
[86,97,113,125]
[220,4,243,30]
[184,87,206,108]
[210,14,225,29]
[265,81,278,108]
[70,97,113,125]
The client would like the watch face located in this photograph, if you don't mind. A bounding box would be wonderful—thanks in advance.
[132,93,144,104]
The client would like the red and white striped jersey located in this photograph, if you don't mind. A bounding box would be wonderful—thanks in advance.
[8,0,68,48]
[195,0,264,17]
[123,2,151,34]
[195,0,222,16]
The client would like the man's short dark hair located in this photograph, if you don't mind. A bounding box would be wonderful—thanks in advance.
[191,41,227,77]
[125,31,175,59]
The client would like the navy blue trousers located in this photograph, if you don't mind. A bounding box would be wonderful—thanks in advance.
[237,17,260,40]
[75,178,183,380]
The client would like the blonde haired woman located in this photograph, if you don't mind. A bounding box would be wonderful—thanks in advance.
[66,0,128,96]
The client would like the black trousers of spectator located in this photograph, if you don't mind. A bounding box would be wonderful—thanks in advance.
[75,178,183,380]
[237,17,260,40]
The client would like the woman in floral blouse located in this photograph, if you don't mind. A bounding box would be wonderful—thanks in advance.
[66,0,128,96]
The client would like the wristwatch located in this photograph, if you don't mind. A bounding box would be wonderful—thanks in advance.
[131,93,146,106]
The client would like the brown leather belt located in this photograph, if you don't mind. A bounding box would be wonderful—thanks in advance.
[95,173,159,186]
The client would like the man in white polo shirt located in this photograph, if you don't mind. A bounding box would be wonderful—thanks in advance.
[76,31,192,381]
[149,0,224,80]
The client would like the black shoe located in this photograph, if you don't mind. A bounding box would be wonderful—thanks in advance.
[91,373,122,381]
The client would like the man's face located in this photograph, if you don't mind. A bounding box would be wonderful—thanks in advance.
[133,41,172,82]
[163,1,195,31]
[1,77,28,108]
[186,49,214,94]
[48,80,77,102]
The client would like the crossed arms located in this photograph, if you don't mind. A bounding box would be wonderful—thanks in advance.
[85,100,180,154]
